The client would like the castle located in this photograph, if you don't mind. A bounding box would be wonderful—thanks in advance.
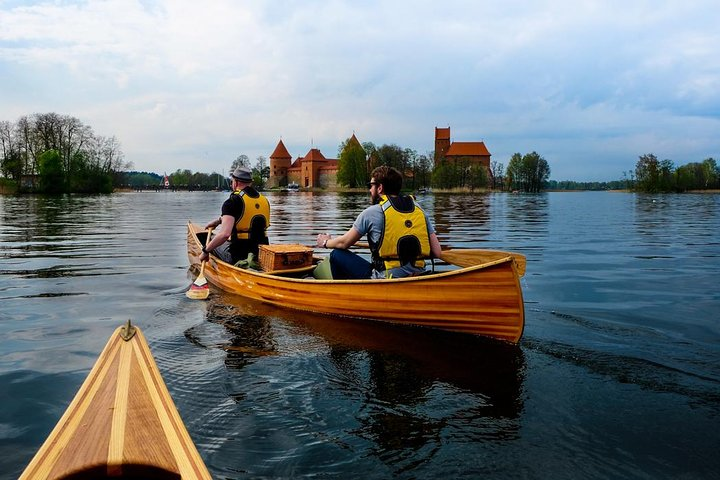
[266,127,491,188]
[434,127,491,171]
[266,138,342,189]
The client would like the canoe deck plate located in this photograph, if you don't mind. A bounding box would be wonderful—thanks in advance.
[120,319,136,341]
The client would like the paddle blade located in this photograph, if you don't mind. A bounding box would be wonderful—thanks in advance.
[187,261,209,299]
[193,274,207,287]
[440,249,526,277]
[186,282,209,300]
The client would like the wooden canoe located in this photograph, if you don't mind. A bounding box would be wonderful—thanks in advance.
[187,222,525,344]
[20,321,211,480]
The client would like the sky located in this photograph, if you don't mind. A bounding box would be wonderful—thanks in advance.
[1,0,719,181]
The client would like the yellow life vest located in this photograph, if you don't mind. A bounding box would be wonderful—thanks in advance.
[374,194,431,271]
[232,189,270,240]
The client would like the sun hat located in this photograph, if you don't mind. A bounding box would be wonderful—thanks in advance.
[230,166,252,182]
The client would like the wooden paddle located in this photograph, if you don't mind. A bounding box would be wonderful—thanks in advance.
[346,242,526,276]
[186,228,212,300]
[349,242,525,275]
[439,249,526,277]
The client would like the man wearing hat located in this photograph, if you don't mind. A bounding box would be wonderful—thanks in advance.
[200,166,270,266]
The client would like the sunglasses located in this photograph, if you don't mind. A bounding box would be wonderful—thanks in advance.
[366,181,379,189]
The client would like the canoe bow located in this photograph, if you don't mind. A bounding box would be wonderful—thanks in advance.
[20,321,211,480]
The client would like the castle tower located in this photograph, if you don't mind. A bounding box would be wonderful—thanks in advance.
[301,148,327,188]
[268,139,292,188]
[434,127,451,165]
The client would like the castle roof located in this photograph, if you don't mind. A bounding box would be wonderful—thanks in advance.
[288,148,338,170]
[270,139,292,159]
[302,148,327,161]
[445,141,491,157]
[348,133,363,149]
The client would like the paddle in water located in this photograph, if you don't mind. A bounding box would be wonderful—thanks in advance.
[186,228,212,300]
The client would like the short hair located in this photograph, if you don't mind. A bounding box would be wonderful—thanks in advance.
[371,165,402,194]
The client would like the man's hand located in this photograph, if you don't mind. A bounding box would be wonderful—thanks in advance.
[316,233,332,248]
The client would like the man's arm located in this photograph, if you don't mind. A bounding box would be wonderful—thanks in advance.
[429,232,442,258]
[200,215,234,261]
[317,227,362,250]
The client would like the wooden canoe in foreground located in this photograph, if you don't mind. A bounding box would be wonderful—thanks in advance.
[187,222,525,344]
[20,321,211,480]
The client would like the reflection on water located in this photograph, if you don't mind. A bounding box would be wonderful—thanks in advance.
[181,292,526,476]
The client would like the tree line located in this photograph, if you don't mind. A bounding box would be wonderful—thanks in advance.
[143,141,551,193]
[1,112,555,194]
[632,154,719,193]
[127,142,552,193]
[545,180,628,191]
[0,113,131,193]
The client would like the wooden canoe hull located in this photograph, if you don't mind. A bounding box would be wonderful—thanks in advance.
[187,222,525,344]
[20,322,211,480]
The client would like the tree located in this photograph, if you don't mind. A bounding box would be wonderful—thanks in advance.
[253,155,269,189]
[658,158,675,192]
[432,159,459,189]
[506,153,523,191]
[363,142,379,173]
[491,160,504,190]
[169,169,193,187]
[0,112,126,192]
[413,153,432,189]
[635,153,660,192]
[37,149,64,193]
[701,157,718,188]
[525,151,551,192]
[375,144,407,172]
[337,136,367,188]
[231,154,250,174]
[505,152,550,192]
[467,164,489,191]
[404,148,418,189]
[126,171,162,189]
[674,164,695,192]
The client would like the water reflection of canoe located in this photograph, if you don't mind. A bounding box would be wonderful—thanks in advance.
[208,293,526,415]
[20,321,211,480]
[187,222,525,343]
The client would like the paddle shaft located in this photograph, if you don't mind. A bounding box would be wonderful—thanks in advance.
[199,227,212,273]
[187,228,213,299]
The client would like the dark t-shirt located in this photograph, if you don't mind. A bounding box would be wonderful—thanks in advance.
[221,187,269,263]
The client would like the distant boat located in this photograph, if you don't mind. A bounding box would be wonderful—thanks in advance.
[287,182,299,191]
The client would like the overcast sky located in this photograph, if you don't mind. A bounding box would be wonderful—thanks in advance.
[1,0,718,181]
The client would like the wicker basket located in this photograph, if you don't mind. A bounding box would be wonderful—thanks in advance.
[258,244,314,272]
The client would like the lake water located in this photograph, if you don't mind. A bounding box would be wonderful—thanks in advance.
[1,191,718,479]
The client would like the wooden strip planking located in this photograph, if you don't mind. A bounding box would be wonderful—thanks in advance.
[20,335,122,479]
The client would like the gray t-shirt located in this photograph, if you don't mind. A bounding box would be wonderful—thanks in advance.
[352,202,436,278]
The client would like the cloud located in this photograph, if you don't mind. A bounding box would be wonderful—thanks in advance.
[1,0,719,181]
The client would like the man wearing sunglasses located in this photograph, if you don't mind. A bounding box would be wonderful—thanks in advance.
[315,165,442,279]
